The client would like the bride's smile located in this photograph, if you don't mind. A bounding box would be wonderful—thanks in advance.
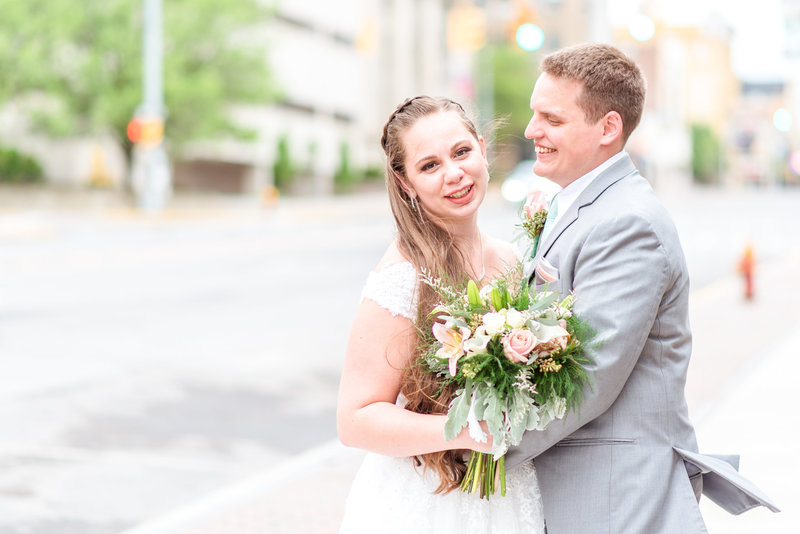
[400,110,489,224]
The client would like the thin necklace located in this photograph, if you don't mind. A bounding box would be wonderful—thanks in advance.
[476,231,486,282]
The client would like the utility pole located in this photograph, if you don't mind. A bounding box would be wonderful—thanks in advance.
[130,0,171,211]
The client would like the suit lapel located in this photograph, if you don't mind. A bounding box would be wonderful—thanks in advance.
[536,155,639,259]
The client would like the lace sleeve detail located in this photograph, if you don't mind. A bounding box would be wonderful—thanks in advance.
[360,262,419,321]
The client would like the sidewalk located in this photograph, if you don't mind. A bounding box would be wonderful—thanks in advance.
[117,250,799,534]
[690,251,799,532]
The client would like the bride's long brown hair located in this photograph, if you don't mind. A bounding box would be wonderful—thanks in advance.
[380,95,483,493]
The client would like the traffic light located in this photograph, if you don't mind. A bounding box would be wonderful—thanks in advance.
[508,2,544,51]
[127,117,164,146]
[446,5,487,53]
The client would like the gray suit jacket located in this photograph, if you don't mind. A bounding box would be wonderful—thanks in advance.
[508,155,777,533]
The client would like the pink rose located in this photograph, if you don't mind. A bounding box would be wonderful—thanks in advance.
[523,190,548,220]
[502,328,538,363]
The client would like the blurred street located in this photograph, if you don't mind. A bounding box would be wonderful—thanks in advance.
[1,183,799,533]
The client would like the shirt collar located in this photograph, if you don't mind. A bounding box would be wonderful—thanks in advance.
[552,151,628,224]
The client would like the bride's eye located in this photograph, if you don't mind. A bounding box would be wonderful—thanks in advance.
[421,161,437,172]
[455,147,471,158]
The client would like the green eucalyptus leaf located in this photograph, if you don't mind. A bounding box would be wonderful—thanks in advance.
[527,292,558,312]
[444,383,472,441]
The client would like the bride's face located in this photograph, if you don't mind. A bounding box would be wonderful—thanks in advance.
[400,111,489,225]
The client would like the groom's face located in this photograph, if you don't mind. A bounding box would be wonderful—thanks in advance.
[525,73,606,188]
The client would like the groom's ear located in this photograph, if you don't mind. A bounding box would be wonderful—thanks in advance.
[599,111,624,147]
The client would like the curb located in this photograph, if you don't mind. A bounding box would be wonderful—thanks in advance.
[118,440,364,534]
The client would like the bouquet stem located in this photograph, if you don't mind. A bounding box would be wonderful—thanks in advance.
[461,451,506,500]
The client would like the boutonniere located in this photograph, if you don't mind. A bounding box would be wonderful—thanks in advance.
[519,190,549,257]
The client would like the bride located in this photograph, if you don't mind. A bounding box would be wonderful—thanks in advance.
[336,96,545,533]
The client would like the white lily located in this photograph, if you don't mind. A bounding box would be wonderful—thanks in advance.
[528,320,569,343]
[463,325,492,356]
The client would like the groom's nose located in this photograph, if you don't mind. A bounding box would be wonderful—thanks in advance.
[524,115,539,139]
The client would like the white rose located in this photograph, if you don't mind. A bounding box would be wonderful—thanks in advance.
[505,309,527,329]
[482,311,507,335]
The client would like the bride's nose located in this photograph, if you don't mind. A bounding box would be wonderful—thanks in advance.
[443,160,464,183]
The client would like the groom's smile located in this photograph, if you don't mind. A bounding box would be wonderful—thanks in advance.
[525,72,608,188]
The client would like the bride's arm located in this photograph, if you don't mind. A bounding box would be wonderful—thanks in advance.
[337,298,491,457]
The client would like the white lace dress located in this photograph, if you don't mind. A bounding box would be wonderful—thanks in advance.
[339,262,545,534]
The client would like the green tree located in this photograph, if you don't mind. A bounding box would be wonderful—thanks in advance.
[690,123,722,184]
[334,141,357,191]
[0,0,276,162]
[489,44,540,160]
[0,145,44,183]
[272,134,296,191]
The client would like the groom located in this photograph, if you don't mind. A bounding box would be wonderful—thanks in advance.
[507,43,776,533]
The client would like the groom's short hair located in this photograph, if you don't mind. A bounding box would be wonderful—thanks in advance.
[541,43,646,143]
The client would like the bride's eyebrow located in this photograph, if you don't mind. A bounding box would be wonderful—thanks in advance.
[414,154,437,167]
[414,139,473,166]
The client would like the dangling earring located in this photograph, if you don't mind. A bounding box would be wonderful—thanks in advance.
[409,195,417,212]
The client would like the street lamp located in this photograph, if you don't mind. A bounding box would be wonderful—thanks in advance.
[130,0,171,212]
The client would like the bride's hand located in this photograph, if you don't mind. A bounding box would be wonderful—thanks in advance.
[454,420,493,453]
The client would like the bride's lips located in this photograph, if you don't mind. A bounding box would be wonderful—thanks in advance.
[445,184,474,204]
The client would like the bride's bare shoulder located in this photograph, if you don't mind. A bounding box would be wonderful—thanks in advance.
[485,234,520,267]
[374,239,414,271]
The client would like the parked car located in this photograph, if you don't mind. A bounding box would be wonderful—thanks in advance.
[500,159,560,203]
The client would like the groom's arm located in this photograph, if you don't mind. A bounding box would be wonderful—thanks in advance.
[506,210,674,467]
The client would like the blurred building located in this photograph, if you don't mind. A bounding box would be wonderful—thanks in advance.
[781,0,800,183]
[533,0,609,49]
[704,0,799,187]
[613,17,739,189]
[728,82,791,186]
[176,0,456,195]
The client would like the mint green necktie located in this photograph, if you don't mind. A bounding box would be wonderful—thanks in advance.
[541,193,559,241]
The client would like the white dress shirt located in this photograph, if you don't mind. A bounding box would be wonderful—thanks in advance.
[549,151,628,229]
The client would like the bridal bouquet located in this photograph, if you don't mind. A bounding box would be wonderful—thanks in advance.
[418,268,594,499]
